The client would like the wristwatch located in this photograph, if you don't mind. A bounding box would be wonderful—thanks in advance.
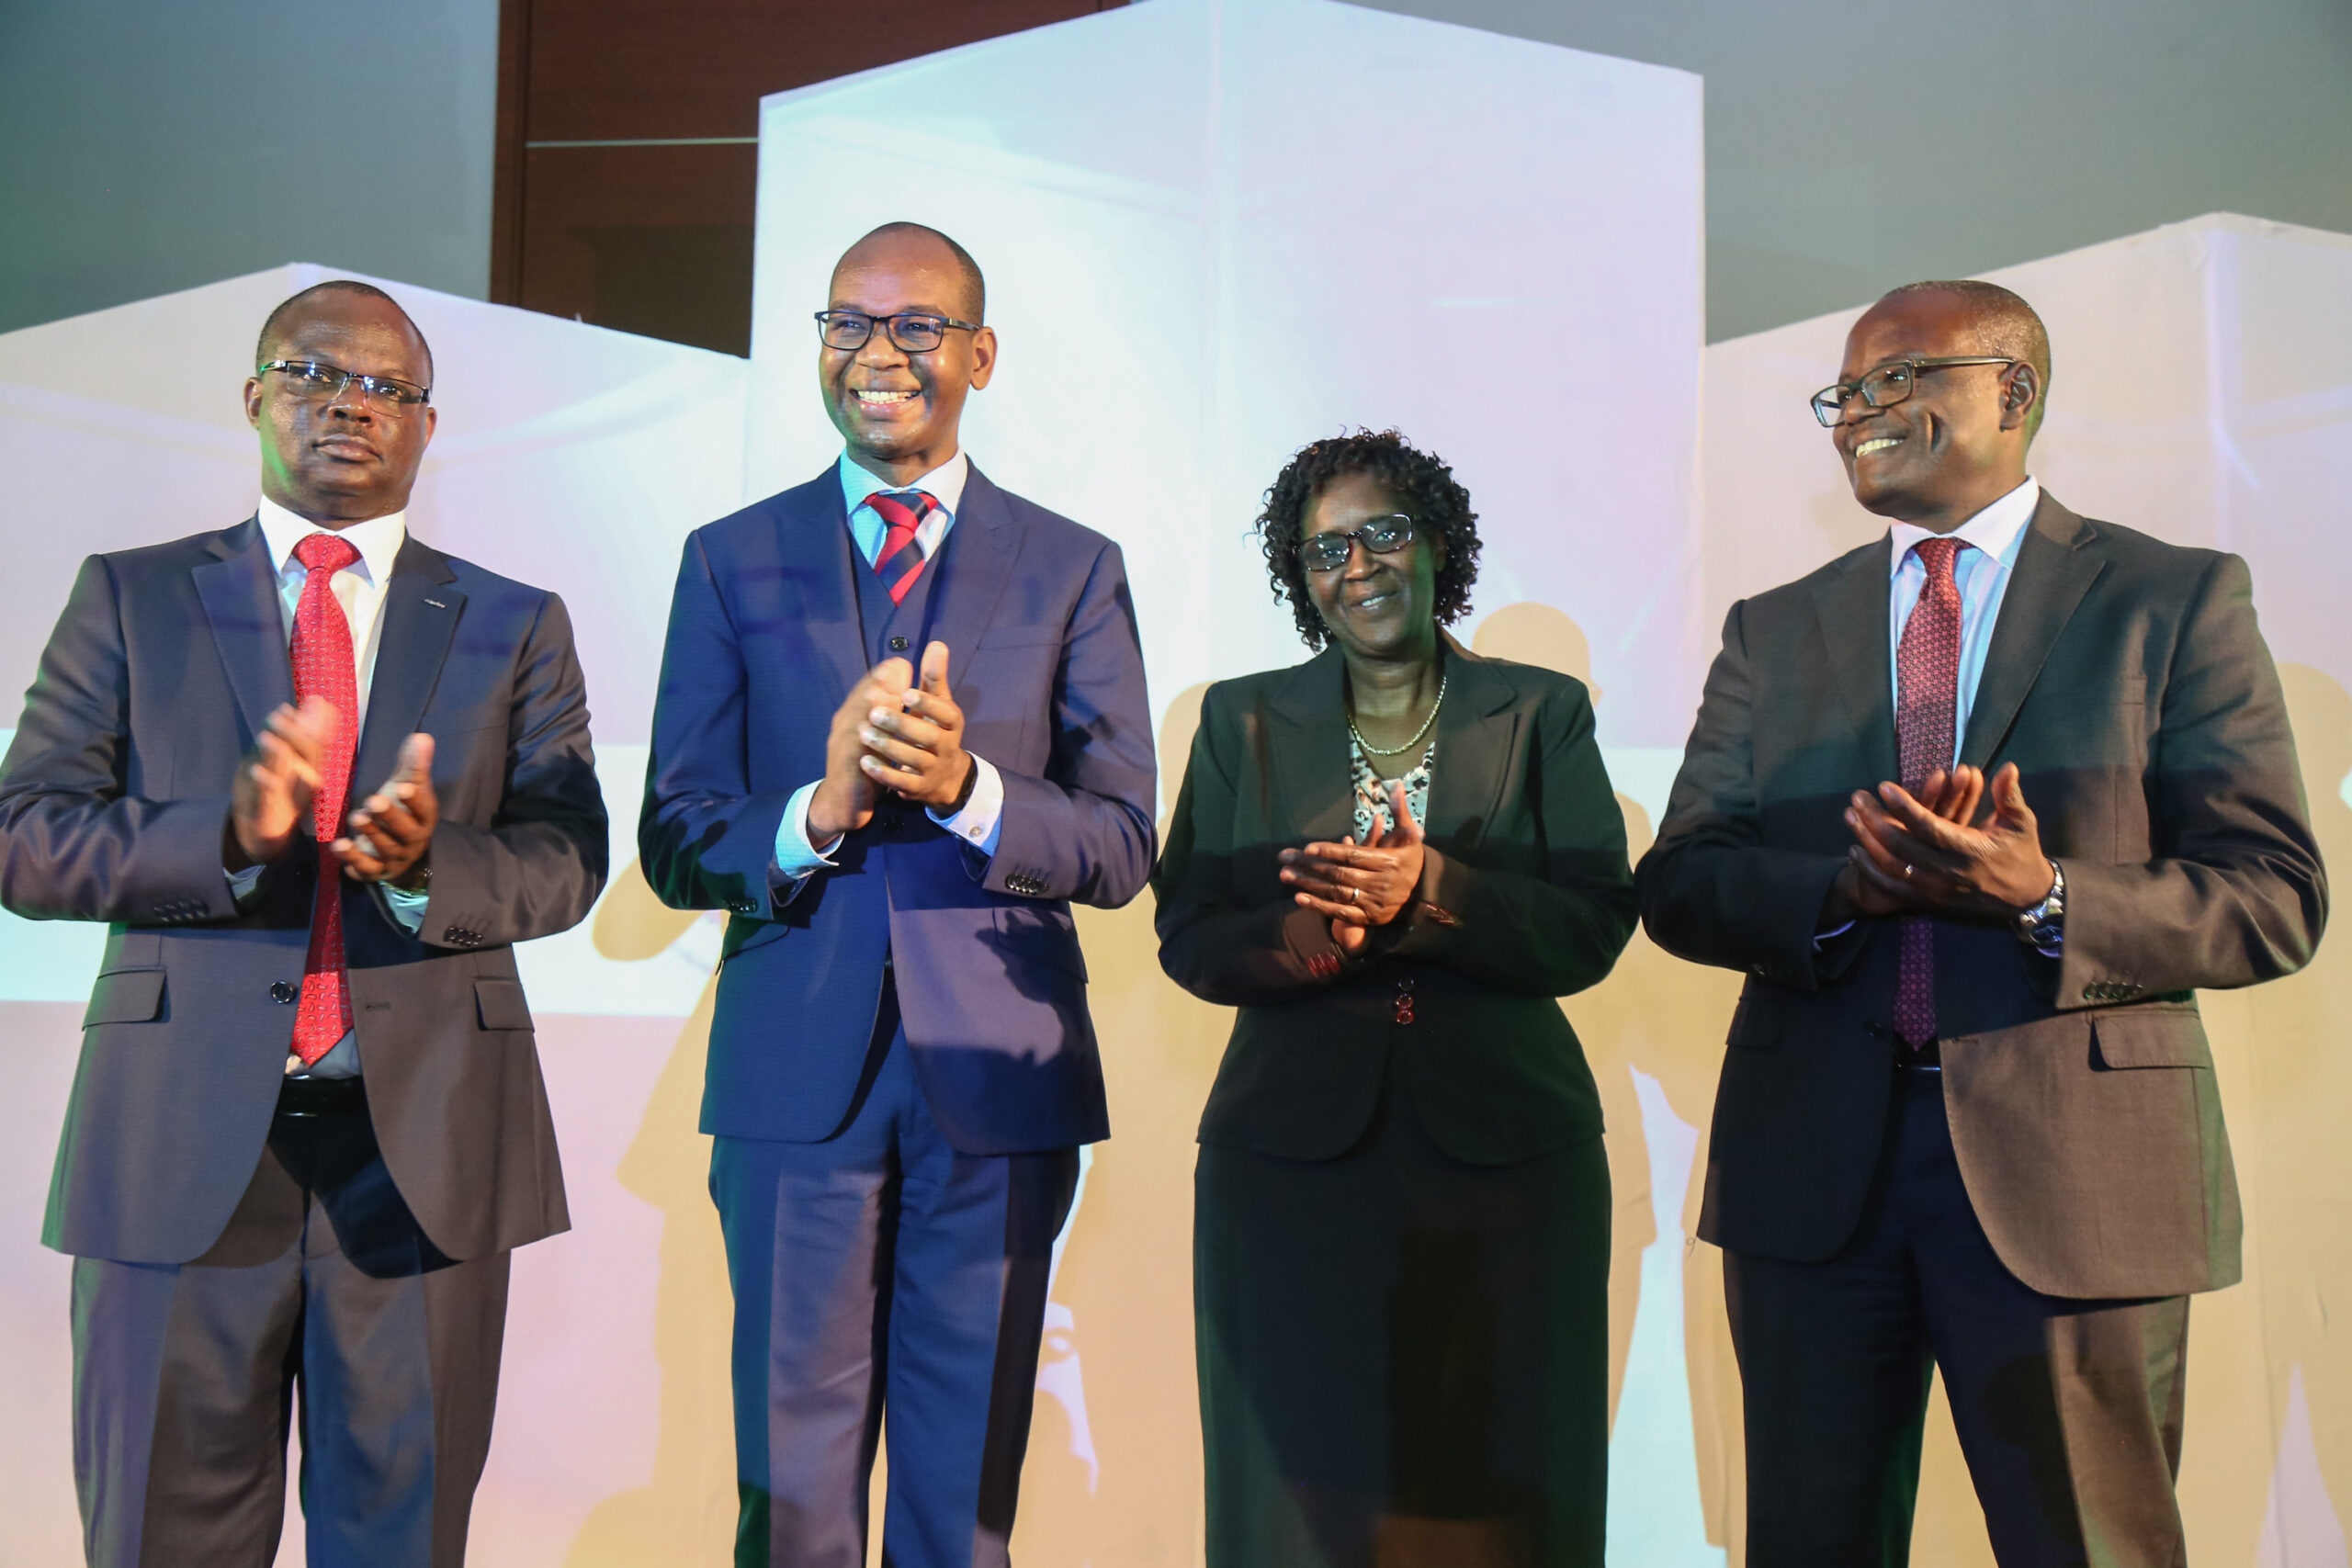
[2013,860,2064,947]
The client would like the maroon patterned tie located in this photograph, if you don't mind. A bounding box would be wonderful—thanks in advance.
[865,491,934,605]
[289,533,361,1066]
[1893,536,1966,1050]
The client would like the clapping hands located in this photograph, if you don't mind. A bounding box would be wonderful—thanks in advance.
[808,641,972,843]
[1831,761,2056,922]
[1281,780,1427,954]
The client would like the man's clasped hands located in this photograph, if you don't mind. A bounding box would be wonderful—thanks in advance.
[1829,761,2059,924]
[226,696,436,888]
[808,641,974,844]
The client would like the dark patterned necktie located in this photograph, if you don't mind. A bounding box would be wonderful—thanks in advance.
[865,491,936,605]
[1893,536,1967,1049]
[289,533,362,1066]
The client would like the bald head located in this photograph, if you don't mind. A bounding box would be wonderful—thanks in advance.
[256,280,434,385]
[1878,279,2049,438]
[832,223,985,323]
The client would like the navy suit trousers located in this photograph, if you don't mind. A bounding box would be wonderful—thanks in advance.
[1726,1068,2191,1568]
[710,976,1080,1568]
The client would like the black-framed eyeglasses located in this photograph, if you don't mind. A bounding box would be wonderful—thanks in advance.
[1299,515,1417,574]
[814,310,980,354]
[258,359,432,414]
[1810,356,2016,427]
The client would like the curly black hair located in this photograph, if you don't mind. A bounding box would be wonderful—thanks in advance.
[1255,429,1483,649]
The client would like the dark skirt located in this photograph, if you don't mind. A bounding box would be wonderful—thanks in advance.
[1194,1065,1611,1568]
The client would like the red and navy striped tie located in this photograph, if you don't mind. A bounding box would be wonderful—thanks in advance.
[866,491,935,605]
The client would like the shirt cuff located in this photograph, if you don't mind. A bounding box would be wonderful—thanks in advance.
[1812,919,1856,950]
[775,780,842,883]
[226,864,265,910]
[927,755,1003,857]
[379,884,429,933]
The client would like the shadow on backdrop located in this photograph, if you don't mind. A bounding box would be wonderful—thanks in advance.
[564,873,734,1563]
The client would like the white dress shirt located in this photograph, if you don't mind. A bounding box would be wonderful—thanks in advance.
[240,498,429,1075]
[771,451,1008,889]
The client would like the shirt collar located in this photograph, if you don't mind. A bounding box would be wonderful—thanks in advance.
[1888,477,2039,575]
[839,449,970,520]
[255,496,407,584]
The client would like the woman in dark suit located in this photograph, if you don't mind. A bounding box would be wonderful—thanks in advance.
[1155,430,1635,1567]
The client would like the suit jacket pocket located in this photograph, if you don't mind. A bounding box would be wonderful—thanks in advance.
[994,906,1088,981]
[2092,1010,2209,1069]
[83,968,165,1027]
[1726,989,1778,1049]
[475,977,535,1032]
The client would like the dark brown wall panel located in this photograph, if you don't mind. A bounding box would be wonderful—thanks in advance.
[492,0,1118,354]
[524,0,1111,141]
[516,144,759,355]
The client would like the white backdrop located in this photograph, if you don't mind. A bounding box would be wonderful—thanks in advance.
[745,0,1706,753]
[0,14,2346,1568]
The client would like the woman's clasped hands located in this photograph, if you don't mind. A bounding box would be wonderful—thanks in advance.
[1279,780,1426,953]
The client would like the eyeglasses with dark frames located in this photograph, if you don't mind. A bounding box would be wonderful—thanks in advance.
[258,359,432,415]
[814,310,981,354]
[1810,356,2017,427]
[1299,515,1418,574]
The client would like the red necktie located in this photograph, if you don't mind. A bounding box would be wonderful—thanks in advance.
[1893,536,1966,1050]
[289,533,361,1066]
[865,491,935,605]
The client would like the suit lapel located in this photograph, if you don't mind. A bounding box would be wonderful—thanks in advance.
[1959,494,2104,770]
[1810,541,1898,773]
[774,469,870,698]
[1265,648,1354,847]
[352,537,463,793]
[1424,640,1514,856]
[193,518,295,739]
[923,466,1019,691]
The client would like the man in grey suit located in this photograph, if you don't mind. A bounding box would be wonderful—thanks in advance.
[1638,279,2324,1564]
[0,281,607,1566]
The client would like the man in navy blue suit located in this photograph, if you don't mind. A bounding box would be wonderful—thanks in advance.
[640,222,1156,1567]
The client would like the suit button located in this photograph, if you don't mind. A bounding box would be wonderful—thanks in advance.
[270,981,298,1004]
[889,635,910,652]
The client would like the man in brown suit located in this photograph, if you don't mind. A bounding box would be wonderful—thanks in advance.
[1637,279,2325,1565]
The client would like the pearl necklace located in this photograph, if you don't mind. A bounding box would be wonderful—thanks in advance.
[1349,672,1448,758]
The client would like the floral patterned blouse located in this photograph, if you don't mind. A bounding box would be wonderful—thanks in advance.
[1350,735,1434,842]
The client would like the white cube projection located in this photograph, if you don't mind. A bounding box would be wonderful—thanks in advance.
[747,0,1707,750]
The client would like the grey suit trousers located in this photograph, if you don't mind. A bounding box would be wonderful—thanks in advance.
[72,1101,510,1568]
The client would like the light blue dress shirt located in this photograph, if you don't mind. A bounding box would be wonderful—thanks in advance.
[1886,476,2041,765]
[772,451,1007,889]
[1816,477,2050,958]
